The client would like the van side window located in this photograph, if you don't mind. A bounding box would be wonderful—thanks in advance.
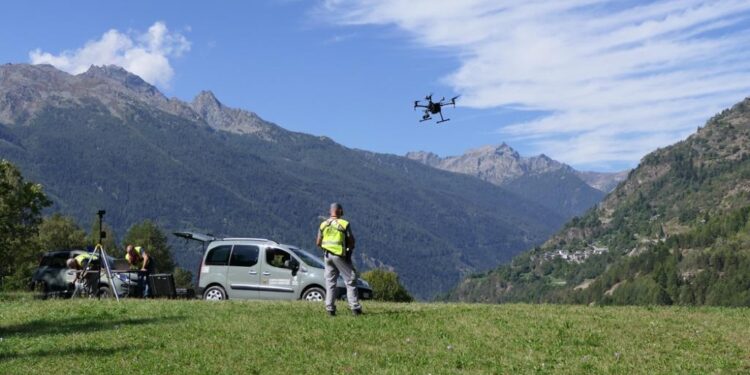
[266,248,292,269]
[205,245,231,266]
[230,245,259,267]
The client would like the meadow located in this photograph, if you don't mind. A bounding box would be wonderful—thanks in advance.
[1,297,749,374]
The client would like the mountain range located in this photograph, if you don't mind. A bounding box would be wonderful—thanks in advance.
[406,145,626,219]
[447,96,750,306]
[0,63,576,299]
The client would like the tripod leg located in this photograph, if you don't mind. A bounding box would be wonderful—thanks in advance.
[71,279,82,298]
[100,247,120,301]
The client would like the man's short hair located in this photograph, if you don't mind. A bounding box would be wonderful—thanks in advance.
[330,202,343,211]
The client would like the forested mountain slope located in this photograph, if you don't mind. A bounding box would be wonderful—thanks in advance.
[447,97,750,306]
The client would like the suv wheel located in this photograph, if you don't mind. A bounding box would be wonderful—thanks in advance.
[204,286,227,301]
[302,287,325,302]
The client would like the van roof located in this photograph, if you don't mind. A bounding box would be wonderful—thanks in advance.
[174,231,281,245]
[219,237,278,244]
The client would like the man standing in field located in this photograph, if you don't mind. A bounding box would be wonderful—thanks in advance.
[125,244,156,298]
[317,202,363,316]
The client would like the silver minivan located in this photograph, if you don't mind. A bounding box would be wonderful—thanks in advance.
[175,232,372,301]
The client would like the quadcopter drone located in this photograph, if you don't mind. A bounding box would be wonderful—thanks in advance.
[414,94,459,124]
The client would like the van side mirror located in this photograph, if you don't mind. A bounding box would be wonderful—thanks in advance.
[284,258,300,276]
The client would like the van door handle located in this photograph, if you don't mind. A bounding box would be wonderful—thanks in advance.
[249,270,257,275]
[262,272,271,276]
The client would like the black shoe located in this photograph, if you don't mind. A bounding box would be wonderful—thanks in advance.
[327,310,336,317]
[352,308,363,316]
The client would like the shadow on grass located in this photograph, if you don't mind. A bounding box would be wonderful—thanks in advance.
[0,315,186,339]
[0,343,152,361]
[362,309,423,317]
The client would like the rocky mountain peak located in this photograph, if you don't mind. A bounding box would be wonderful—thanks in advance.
[495,142,519,157]
[408,143,561,186]
[0,64,75,125]
[465,143,521,160]
[82,64,129,78]
[406,143,626,192]
[0,64,283,139]
[80,65,159,96]
[404,151,442,167]
[189,89,279,138]
[192,90,222,110]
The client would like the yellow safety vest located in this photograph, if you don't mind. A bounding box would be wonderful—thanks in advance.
[126,246,146,267]
[74,253,99,267]
[320,218,349,256]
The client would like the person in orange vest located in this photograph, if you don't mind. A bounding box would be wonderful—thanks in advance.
[125,245,156,298]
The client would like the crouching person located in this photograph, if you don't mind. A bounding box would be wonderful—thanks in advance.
[66,252,100,294]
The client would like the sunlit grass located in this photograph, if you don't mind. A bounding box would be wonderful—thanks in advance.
[1,299,749,374]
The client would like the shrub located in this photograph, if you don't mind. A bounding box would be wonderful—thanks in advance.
[361,268,413,302]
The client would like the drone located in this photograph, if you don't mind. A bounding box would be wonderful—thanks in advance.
[414,94,459,124]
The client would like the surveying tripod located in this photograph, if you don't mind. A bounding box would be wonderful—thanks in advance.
[70,244,120,301]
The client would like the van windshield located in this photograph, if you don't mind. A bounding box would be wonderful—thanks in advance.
[289,247,324,269]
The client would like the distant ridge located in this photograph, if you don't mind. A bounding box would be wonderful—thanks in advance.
[407,144,626,219]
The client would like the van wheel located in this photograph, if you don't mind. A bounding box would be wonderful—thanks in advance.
[98,286,113,299]
[302,287,325,302]
[204,286,227,301]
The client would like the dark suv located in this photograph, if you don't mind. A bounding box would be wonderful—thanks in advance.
[29,250,130,298]
[29,250,78,298]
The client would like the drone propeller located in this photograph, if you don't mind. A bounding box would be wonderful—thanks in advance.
[413,100,419,110]
[426,93,432,101]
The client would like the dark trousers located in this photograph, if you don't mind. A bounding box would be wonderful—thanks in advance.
[138,261,157,298]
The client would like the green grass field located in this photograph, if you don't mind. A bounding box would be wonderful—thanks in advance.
[1,298,749,374]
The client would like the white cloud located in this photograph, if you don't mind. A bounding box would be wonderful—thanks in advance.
[29,21,190,88]
[323,0,750,169]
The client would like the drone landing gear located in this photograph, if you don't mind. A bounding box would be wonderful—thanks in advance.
[436,112,450,124]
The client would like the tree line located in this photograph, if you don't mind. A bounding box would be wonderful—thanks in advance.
[1,159,416,300]
[0,159,192,291]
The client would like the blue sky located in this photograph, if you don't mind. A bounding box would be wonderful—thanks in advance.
[3,1,750,172]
